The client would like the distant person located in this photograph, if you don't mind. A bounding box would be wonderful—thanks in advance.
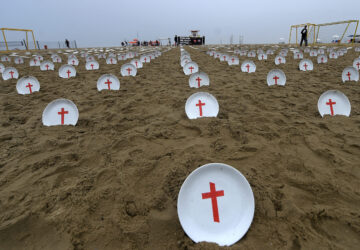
[300,25,308,47]
[65,39,70,48]
[174,35,178,46]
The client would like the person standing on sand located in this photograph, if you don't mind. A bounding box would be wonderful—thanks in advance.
[65,39,70,48]
[300,25,308,46]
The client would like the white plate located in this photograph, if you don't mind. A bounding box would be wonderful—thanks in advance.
[189,72,210,88]
[42,99,79,126]
[185,92,219,119]
[97,74,120,91]
[177,163,255,246]
[59,65,76,78]
[16,76,40,94]
[120,63,137,76]
[241,60,256,73]
[130,59,143,69]
[275,55,286,65]
[40,61,55,71]
[267,69,286,86]
[85,60,99,70]
[183,61,199,75]
[342,66,359,82]
[318,90,351,117]
[2,67,19,80]
[299,59,313,71]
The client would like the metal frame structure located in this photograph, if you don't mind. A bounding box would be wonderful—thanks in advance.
[289,20,359,45]
[1,28,37,52]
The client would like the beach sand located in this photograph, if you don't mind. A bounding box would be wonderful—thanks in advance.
[0,45,359,249]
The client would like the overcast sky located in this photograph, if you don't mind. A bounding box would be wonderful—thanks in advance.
[1,0,359,48]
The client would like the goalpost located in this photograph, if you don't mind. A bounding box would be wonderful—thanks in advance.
[289,20,359,45]
[0,28,37,52]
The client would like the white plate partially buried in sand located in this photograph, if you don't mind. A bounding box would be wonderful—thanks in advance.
[257,53,267,61]
[40,61,55,71]
[0,63,4,73]
[121,63,137,76]
[16,76,40,94]
[353,58,360,70]
[42,99,79,126]
[177,163,255,246]
[275,55,286,65]
[183,61,199,75]
[317,55,328,64]
[14,57,24,64]
[67,57,79,66]
[189,72,210,88]
[140,55,151,63]
[228,56,239,65]
[106,57,117,65]
[318,90,351,117]
[294,52,303,59]
[241,60,256,73]
[85,60,99,70]
[130,59,143,69]
[267,69,286,86]
[2,67,19,80]
[29,57,41,66]
[59,65,76,78]
[342,66,359,83]
[299,59,313,71]
[185,92,219,119]
[97,74,120,91]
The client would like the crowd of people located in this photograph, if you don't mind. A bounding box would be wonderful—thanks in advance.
[121,40,161,47]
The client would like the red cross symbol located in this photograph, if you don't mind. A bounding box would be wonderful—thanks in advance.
[26,83,33,93]
[45,64,49,70]
[58,108,69,125]
[297,54,300,59]
[202,182,224,223]
[72,60,75,65]
[34,59,37,64]
[110,58,113,64]
[326,99,336,116]
[346,71,351,81]
[104,79,112,90]
[231,57,235,63]
[144,57,147,63]
[245,64,250,72]
[122,55,125,60]
[196,99,205,116]
[9,71,14,78]
[195,77,202,88]
[303,63,308,71]
[356,62,360,69]
[273,75,279,85]
[278,57,282,64]
[321,57,324,63]
[189,66,194,74]
[126,67,132,75]
[135,61,138,67]
[66,70,71,78]
[261,54,264,60]
[223,55,226,61]
[90,64,94,69]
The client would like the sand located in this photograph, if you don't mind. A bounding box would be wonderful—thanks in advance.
[0,45,359,250]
